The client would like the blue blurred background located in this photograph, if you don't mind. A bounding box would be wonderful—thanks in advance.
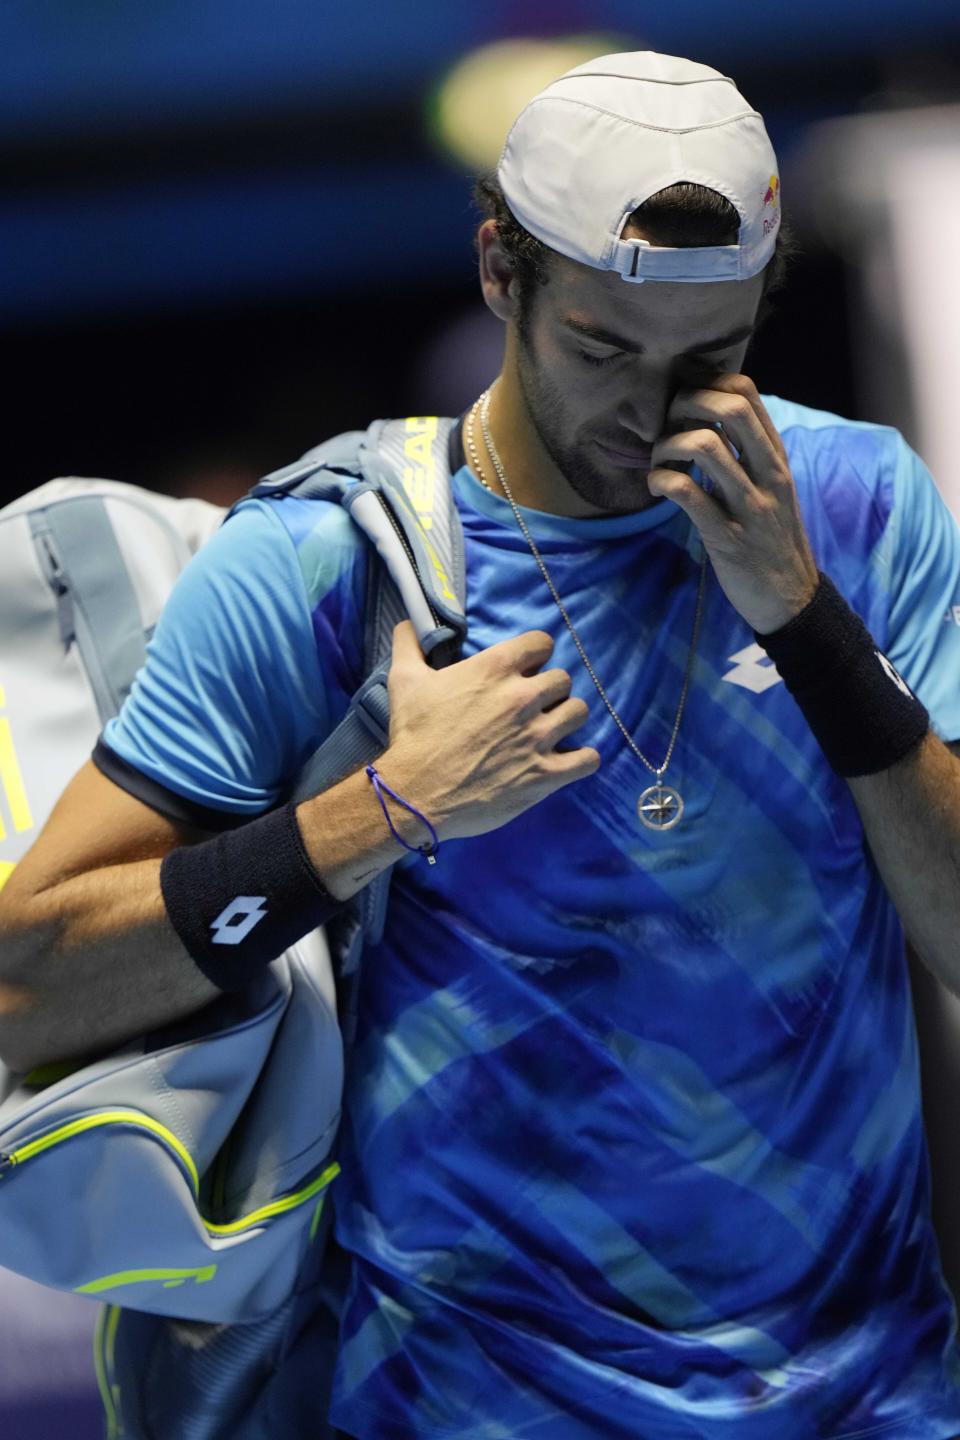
[2,5,960,1435]
[3,0,960,508]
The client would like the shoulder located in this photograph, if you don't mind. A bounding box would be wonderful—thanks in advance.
[763,392,948,519]
[763,393,909,484]
[764,397,960,678]
[762,393,935,549]
[226,492,369,614]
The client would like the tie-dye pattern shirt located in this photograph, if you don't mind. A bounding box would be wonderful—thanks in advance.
[102,397,960,1439]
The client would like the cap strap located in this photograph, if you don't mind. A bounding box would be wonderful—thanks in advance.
[611,238,748,284]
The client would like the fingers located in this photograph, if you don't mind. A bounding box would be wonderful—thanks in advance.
[396,622,558,682]
[526,666,573,714]
[389,619,424,671]
[461,628,556,678]
[550,742,601,780]
[537,694,589,747]
[647,464,726,541]
[651,424,751,517]
[711,373,789,463]
[394,620,552,674]
[662,374,789,492]
[504,629,556,677]
[666,391,767,480]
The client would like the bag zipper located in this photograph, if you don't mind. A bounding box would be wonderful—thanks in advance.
[0,1110,199,1193]
[32,523,75,650]
[0,1111,341,1235]
[30,517,118,719]
[374,491,443,630]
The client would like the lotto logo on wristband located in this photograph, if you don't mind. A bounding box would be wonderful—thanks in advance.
[210,895,269,946]
[875,651,913,699]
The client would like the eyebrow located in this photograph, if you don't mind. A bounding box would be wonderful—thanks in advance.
[563,317,754,355]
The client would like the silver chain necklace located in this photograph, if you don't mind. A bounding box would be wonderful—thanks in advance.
[466,387,707,832]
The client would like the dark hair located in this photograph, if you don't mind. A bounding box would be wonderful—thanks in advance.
[472,173,798,336]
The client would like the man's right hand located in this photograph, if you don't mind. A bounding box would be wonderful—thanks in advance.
[381,620,601,841]
[0,623,600,1072]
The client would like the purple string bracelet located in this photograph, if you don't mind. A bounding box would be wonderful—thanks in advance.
[365,764,440,865]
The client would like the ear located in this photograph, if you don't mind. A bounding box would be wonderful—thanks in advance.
[477,218,518,322]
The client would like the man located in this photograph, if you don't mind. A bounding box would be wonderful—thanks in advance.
[3,49,960,1439]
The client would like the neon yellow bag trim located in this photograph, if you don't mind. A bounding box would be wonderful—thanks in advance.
[205,1159,340,1235]
[79,1264,219,1296]
[93,1303,123,1440]
[2,1110,341,1234]
[3,1110,201,1193]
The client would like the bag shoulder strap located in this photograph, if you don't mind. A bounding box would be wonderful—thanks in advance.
[250,415,465,665]
[247,417,467,1018]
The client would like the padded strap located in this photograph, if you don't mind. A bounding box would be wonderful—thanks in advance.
[290,671,393,954]
[279,418,466,961]
[30,498,146,725]
[290,671,389,807]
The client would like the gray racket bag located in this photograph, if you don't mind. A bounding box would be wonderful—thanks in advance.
[0,417,465,1436]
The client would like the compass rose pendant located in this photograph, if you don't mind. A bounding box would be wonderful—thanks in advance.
[638,783,684,831]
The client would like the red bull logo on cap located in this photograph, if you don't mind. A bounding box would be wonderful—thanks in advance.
[762,174,780,236]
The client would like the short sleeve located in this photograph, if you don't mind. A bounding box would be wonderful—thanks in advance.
[883,438,960,744]
[101,499,335,817]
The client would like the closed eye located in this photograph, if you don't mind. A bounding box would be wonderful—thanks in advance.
[578,345,735,372]
[578,348,621,368]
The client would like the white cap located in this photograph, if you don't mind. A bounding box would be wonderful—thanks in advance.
[497,51,781,284]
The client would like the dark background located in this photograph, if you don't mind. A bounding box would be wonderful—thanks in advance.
[2,6,960,1435]
[4,0,959,508]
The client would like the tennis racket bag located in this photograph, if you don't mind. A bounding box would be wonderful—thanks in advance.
[0,417,465,1436]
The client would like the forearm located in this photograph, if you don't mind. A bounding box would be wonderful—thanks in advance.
[848,732,960,994]
[0,756,425,1073]
[0,858,221,1073]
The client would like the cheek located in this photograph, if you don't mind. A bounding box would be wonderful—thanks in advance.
[574,362,643,413]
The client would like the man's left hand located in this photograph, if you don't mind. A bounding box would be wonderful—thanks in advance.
[647,373,820,634]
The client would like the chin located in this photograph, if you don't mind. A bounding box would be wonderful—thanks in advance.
[569,468,656,515]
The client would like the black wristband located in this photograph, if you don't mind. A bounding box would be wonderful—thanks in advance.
[160,801,345,991]
[754,572,929,778]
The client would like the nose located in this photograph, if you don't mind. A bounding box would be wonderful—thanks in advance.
[615,372,675,445]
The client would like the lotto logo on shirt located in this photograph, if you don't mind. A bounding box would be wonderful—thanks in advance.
[943,605,960,626]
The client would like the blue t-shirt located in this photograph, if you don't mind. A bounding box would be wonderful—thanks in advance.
[102,397,960,1439]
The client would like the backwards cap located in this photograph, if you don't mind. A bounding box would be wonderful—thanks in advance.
[497,51,781,284]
